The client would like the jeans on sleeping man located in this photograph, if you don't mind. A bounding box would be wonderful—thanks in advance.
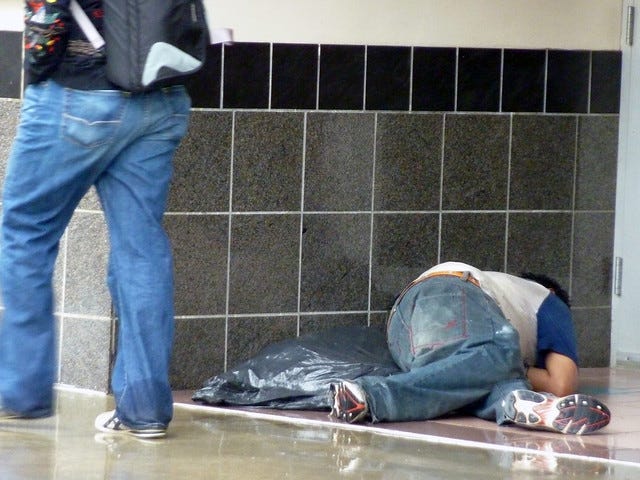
[355,276,529,424]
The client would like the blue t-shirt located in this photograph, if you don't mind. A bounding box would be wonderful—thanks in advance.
[535,293,579,368]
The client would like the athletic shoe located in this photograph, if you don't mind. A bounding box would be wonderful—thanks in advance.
[94,410,167,439]
[329,381,369,423]
[502,390,611,435]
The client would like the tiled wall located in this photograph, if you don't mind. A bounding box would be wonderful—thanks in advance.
[0,30,621,391]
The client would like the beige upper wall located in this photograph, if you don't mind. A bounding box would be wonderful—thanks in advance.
[0,0,624,50]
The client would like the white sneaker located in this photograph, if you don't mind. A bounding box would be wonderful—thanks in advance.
[502,390,610,435]
[94,410,167,439]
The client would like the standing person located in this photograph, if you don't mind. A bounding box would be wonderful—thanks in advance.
[330,261,611,435]
[0,0,190,438]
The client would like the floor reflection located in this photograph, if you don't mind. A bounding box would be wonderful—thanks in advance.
[0,389,637,479]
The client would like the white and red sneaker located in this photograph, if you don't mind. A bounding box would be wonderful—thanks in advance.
[502,390,611,435]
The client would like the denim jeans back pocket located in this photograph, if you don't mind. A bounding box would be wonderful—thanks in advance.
[62,89,126,148]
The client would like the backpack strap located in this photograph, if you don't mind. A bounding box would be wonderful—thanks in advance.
[69,0,105,50]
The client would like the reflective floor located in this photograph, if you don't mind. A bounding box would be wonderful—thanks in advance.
[0,368,638,479]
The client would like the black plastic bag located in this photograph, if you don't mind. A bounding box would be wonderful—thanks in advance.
[192,326,400,410]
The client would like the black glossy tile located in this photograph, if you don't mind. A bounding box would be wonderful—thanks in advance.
[228,214,300,314]
[300,214,370,311]
[272,43,318,110]
[374,113,443,211]
[184,44,222,108]
[510,115,576,210]
[171,318,225,388]
[506,212,572,282]
[0,31,22,99]
[227,316,298,368]
[365,46,411,111]
[576,116,619,210]
[502,49,545,112]
[412,47,456,112]
[571,212,614,308]
[457,48,501,112]
[371,213,439,310]
[168,111,232,212]
[232,112,304,211]
[442,114,510,210]
[223,42,270,109]
[166,215,229,316]
[546,50,590,113]
[591,51,622,114]
[440,212,506,271]
[304,112,374,211]
[318,45,365,110]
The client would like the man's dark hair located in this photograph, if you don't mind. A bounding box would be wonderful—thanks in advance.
[520,272,571,307]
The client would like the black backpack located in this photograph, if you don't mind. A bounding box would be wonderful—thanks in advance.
[71,0,212,92]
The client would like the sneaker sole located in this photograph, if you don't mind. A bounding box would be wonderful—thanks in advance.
[504,390,611,435]
[329,382,368,424]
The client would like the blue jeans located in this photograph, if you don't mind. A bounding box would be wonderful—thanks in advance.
[0,80,190,427]
[357,276,529,423]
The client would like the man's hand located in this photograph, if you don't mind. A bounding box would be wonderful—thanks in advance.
[526,352,578,397]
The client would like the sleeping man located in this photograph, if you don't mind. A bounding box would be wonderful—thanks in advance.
[330,261,611,435]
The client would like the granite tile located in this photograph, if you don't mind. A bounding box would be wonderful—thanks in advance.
[573,308,611,368]
[571,212,614,308]
[272,43,318,110]
[374,113,443,211]
[442,114,510,210]
[457,48,501,112]
[171,317,226,389]
[369,311,389,331]
[371,213,440,310]
[0,31,22,99]
[502,49,545,113]
[168,111,232,212]
[228,214,300,314]
[510,115,576,210]
[223,42,270,109]
[226,315,298,368]
[590,51,622,114]
[0,99,21,200]
[304,112,375,211]
[299,313,369,336]
[59,316,111,391]
[300,213,370,312]
[165,214,228,316]
[318,45,365,110]
[365,46,411,111]
[440,212,506,271]
[506,212,572,284]
[184,44,222,108]
[412,47,456,112]
[232,112,304,211]
[77,186,102,211]
[576,116,619,211]
[64,212,111,317]
[546,50,590,113]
